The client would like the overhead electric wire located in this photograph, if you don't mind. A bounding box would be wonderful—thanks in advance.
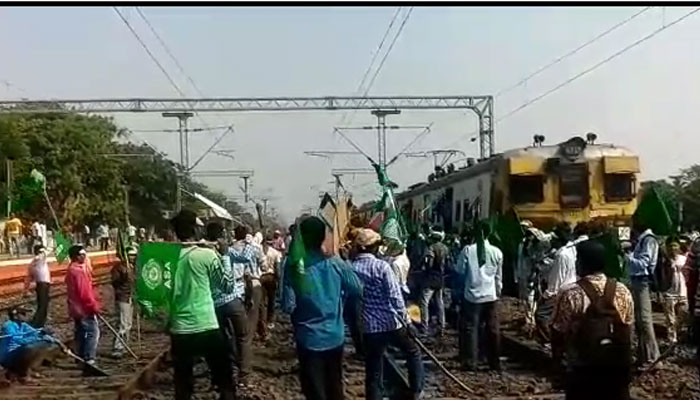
[495,6,653,97]
[113,6,188,99]
[134,7,208,99]
[426,6,700,165]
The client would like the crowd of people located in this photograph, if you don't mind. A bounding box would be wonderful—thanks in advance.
[2,207,700,400]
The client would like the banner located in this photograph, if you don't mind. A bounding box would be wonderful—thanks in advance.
[54,231,72,263]
[634,185,675,236]
[135,242,181,317]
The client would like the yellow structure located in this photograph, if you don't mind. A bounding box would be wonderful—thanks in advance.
[394,136,640,231]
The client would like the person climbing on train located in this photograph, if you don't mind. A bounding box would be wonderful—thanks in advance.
[352,228,425,400]
[169,210,236,400]
[282,216,363,400]
[65,244,101,375]
[0,305,58,383]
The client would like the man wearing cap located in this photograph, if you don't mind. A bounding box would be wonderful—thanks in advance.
[169,209,236,400]
[65,244,101,375]
[352,228,424,400]
[110,245,137,358]
[0,305,57,382]
[419,229,449,336]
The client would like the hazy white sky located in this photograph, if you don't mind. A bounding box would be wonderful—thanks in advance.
[2,6,699,223]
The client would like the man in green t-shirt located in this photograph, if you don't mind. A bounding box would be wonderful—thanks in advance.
[169,209,236,400]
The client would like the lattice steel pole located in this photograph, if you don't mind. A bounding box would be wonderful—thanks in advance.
[162,112,193,212]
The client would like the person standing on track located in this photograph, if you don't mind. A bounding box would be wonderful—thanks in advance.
[5,215,22,258]
[169,210,236,400]
[110,245,136,359]
[258,234,282,340]
[207,221,251,386]
[352,228,425,400]
[24,244,51,328]
[282,216,363,400]
[419,229,449,337]
[65,244,101,375]
[237,227,265,346]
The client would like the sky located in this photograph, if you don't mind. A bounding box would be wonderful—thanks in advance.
[2,6,700,224]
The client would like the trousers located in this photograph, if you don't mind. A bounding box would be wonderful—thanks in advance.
[461,300,501,370]
[419,287,445,332]
[1,342,55,377]
[258,274,278,338]
[74,315,100,362]
[246,284,263,342]
[364,328,424,400]
[215,298,250,376]
[31,282,50,328]
[297,345,344,400]
[630,277,660,363]
[171,329,235,400]
[113,300,133,353]
[565,366,631,400]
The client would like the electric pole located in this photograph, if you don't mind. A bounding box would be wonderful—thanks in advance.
[371,109,401,169]
[162,111,194,212]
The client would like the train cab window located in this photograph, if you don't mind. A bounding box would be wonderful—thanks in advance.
[559,164,589,208]
[509,175,544,204]
[604,173,635,202]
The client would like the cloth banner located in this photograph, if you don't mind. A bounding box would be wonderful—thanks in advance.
[135,242,181,317]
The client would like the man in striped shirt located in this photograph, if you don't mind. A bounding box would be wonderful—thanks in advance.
[352,229,425,400]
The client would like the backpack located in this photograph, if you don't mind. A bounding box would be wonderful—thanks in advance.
[654,249,674,293]
[574,278,631,368]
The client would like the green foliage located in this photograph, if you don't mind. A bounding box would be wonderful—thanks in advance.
[0,112,266,232]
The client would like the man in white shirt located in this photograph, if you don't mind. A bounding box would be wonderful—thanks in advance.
[456,223,503,371]
[386,241,411,299]
[23,244,51,327]
[259,235,282,338]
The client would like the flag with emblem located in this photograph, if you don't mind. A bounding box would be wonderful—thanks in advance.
[135,242,181,317]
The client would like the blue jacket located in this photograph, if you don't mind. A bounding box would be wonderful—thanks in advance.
[0,321,44,364]
[282,251,363,351]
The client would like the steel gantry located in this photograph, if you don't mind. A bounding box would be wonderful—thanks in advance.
[0,95,495,158]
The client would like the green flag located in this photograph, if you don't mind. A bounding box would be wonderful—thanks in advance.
[594,229,625,280]
[634,186,674,236]
[493,209,524,257]
[286,227,312,295]
[11,169,46,212]
[135,242,181,318]
[54,231,72,263]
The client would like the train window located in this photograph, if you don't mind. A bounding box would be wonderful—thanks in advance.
[509,175,544,204]
[604,173,635,202]
[455,200,462,222]
[559,164,589,208]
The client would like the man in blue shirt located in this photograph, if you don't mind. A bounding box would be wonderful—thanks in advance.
[352,228,425,400]
[0,305,57,382]
[456,222,503,372]
[282,216,362,400]
[207,222,250,384]
[626,223,661,366]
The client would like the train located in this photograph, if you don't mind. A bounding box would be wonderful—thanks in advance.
[357,134,640,234]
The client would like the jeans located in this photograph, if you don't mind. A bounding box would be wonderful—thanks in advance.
[258,274,278,337]
[630,277,660,363]
[343,295,364,356]
[171,329,235,400]
[74,315,100,362]
[461,300,501,370]
[113,300,133,353]
[419,287,445,332]
[215,298,250,376]
[364,328,425,400]
[297,345,344,400]
[565,366,631,400]
[31,282,50,328]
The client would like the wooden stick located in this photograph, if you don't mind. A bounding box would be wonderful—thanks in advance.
[411,334,474,394]
[136,304,142,353]
[97,313,138,360]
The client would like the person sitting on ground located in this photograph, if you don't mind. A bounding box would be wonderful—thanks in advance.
[352,228,424,400]
[65,244,101,376]
[281,216,363,400]
[0,305,58,382]
[551,240,634,400]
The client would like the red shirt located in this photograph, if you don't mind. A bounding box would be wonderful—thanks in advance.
[65,261,100,319]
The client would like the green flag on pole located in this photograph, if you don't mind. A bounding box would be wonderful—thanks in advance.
[54,231,72,263]
[634,186,675,236]
[135,242,180,318]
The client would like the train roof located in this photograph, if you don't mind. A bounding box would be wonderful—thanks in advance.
[394,138,637,202]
